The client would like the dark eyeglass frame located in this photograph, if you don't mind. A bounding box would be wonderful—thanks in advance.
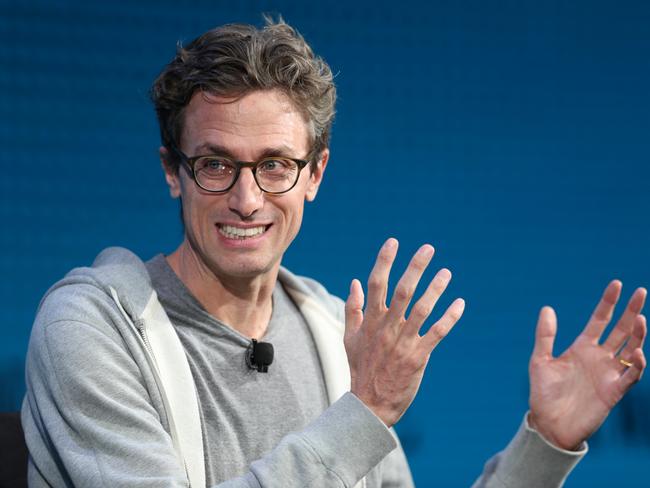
[169,144,311,195]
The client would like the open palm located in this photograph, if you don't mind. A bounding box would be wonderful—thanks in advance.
[528,280,647,450]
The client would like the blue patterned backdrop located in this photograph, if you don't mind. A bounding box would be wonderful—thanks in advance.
[1,1,649,486]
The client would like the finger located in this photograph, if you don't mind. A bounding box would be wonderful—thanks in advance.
[402,268,452,338]
[420,298,465,351]
[581,280,623,342]
[617,315,647,371]
[345,279,365,337]
[619,348,646,391]
[532,306,557,361]
[387,244,435,322]
[366,238,399,313]
[604,287,647,353]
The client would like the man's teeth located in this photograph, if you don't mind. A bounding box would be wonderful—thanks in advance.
[218,224,267,239]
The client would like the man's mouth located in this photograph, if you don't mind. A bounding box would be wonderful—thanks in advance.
[217,224,271,240]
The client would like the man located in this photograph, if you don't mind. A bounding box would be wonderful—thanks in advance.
[22,18,646,487]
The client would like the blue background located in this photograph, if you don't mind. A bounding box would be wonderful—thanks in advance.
[1,0,649,486]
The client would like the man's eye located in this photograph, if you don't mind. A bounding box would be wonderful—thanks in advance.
[199,158,233,174]
[260,159,291,172]
[206,159,228,170]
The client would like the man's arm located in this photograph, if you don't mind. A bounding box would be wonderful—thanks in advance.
[528,281,646,449]
[23,239,464,487]
[470,280,645,488]
[23,317,190,487]
[342,238,464,488]
[470,414,586,488]
[22,286,397,488]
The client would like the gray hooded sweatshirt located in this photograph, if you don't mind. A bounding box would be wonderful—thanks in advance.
[21,247,585,487]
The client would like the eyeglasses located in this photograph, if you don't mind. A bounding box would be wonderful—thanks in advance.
[170,145,311,194]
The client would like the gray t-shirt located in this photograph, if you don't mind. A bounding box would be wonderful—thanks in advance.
[146,255,330,485]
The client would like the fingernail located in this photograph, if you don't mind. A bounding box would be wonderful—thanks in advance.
[385,238,398,250]
[420,244,434,258]
[437,268,451,281]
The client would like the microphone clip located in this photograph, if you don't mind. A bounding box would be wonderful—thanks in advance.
[246,338,274,373]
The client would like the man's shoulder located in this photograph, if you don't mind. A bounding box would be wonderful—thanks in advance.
[34,247,155,333]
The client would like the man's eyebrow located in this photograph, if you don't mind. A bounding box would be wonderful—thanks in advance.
[194,143,299,159]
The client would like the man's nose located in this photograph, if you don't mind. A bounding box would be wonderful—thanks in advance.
[227,168,264,218]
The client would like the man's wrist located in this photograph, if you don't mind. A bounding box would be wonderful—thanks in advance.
[298,392,397,486]
[493,412,587,488]
[527,412,584,452]
[349,390,397,427]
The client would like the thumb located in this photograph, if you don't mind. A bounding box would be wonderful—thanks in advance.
[345,279,364,336]
[532,306,557,361]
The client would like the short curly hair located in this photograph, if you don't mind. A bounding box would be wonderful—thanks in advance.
[150,16,336,173]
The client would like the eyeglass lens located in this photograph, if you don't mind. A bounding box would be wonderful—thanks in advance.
[194,157,301,193]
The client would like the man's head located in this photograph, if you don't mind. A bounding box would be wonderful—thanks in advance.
[150,17,336,174]
[150,18,336,281]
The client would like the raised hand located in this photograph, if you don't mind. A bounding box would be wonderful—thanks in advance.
[344,238,465,427]
[528,280,647,450]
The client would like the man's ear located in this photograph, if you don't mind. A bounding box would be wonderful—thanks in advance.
[305,148,329,202]
[160,146,181,199]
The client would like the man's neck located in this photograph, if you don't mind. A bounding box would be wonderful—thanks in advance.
[165,242,277,339]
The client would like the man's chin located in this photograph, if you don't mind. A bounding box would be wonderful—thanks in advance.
[211,256,281,281]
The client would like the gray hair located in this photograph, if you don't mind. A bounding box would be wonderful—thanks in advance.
[150,16,336,172]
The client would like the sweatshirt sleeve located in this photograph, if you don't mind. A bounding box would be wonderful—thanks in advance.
[470,413,587,488]
[378,428,415,488]
[22,312,396,488]
[234,393,397,488]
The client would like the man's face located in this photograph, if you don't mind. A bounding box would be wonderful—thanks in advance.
[162,89,327,281]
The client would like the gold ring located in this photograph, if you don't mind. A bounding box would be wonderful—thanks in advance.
[619,358,633,368]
